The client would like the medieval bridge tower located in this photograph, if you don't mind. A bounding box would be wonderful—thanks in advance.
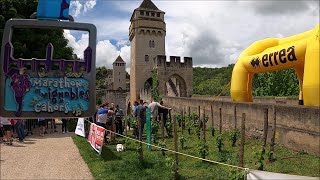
[130,0,193,103]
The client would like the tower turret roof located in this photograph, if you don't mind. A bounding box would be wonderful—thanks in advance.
[139,0,159,10]
[113,55,126,64]
[130,0,164,21]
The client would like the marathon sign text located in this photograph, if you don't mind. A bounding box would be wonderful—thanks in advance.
[4,76,90,117]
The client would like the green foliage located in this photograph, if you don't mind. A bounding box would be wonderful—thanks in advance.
[158,140,167,156]
[210,127,215,137]
[96,66,112,89]
[229,129,240,147]
[73,128,320,179]
[193,65,233,96]
[197,139,209,159]
[0,0,74,60]
[125,138,132,150]
[229,170,245,180]
[151,69,161,102]
[135,142,142,154]
[216,134,224,152]
[128,116,138,129]
[165,157,176,177]
[179,135,187,150]
[252,69,299,97]
[185,112,201,136]
[165,121,173,137]
[96,98,102,106]
[252,146,266,170]
[193,65,299,97]
[195,126,201,139]
[176,114,183,127]
[151,119,159,142]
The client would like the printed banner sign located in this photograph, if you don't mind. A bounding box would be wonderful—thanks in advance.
[75,118,85,137]
[247,170,319,180]
[87,123,105,155]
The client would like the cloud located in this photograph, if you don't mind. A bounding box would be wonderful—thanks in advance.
[69,0,319,70]
[69,0,97,17]
[238,0,318,16]
[116,40,130,48]
[70,1,83,17]
[63,30,130,70]
[83,0,97,13]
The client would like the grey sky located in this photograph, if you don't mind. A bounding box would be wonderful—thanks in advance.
[66,0,319,69]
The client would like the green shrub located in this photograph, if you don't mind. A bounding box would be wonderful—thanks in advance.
[216,134,224,152]
[179,135,187,150]
[197,140,209,159]
[229,129,240,147]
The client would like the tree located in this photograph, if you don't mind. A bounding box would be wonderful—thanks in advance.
[0,0,74,60]
[193,64,299,97]
[96,66,112,89]
[252,69,299,97]
[151,69,161,102]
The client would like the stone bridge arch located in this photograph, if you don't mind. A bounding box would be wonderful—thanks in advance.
[164,74,187,97]
[156,56,193,97]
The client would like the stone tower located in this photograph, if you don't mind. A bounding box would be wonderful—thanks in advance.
[129,0,166,102]
[112,55,126,90]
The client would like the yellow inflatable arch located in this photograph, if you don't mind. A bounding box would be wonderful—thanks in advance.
[231,24,319,106]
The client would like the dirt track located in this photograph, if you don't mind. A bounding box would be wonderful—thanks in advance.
[0,132,93,180]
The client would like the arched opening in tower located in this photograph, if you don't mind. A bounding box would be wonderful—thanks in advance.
[165,74,187,97]
[144,78,153,91]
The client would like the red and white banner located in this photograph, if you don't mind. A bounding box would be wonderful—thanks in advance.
[88,123,105,155]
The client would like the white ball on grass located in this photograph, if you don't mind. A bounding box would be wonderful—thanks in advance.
[116,144,124,152]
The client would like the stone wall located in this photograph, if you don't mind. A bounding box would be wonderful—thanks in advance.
[102,90,128,112]
[163,96,320,155]
[191,95,299,105]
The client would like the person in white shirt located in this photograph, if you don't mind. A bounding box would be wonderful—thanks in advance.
[0,117,13,145]
[147,98,171,121]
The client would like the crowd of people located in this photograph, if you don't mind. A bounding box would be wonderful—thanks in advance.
[0,117,74,145]
[92,98,172,141]
[0,98,172,145]
[126,98,172,138]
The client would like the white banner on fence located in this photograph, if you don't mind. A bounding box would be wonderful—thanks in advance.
[247,170,319,180]
[75,118,85,137]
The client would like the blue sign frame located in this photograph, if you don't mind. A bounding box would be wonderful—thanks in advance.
[0,19,97,118]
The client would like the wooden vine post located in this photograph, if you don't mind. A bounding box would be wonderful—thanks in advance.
[211,105,214,129]
[234,105,237,129]
[202,113,206,142]
[161,113,165,142]
[173,115,179,179]
[269,106,277,162]
[219,108,222,134]
[262,108,269,155]
[138,116,143,161]
[239,113,246,167]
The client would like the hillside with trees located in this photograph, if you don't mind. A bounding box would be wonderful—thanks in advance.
[193,65,300,97]
[95,64,299,98]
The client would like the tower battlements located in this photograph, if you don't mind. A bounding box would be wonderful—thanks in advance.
[156,55,193,68]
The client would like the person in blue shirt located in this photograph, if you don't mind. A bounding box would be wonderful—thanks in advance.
[96,103,109,142]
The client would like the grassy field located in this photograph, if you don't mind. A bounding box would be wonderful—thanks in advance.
[73,126,319,180]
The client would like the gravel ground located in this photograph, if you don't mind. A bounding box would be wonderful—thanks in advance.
[0,132,93,180]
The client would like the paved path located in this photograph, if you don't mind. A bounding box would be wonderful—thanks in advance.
[0,132,93,180]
